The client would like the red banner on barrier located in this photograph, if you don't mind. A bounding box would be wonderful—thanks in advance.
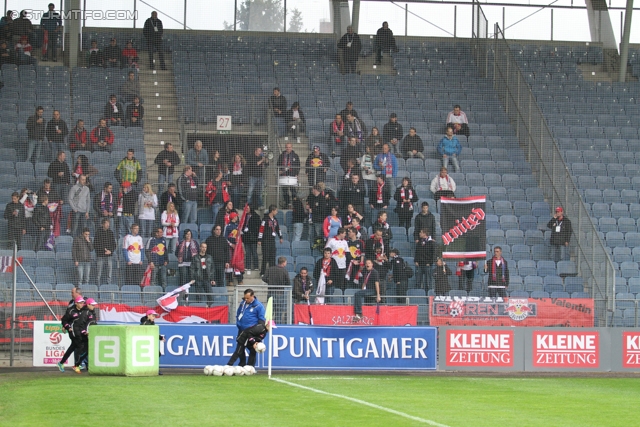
[429,297,594,327]
[0,301,228,343]
[294,304,418,326]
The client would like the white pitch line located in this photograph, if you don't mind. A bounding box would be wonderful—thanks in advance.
[271,377,451,427]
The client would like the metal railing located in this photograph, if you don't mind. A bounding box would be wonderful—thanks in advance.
[187,94,267,135]
[484,24,616,326]
[472,0,489,39]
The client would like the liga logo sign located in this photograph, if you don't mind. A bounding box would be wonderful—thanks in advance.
[32,321,74,367]
[532,331,599,368]
[446,330,514,367]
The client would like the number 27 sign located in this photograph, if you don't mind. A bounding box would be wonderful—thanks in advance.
[217,116,232,133]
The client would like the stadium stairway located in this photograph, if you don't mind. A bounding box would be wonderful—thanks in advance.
[136,51,181,184]
[356,52,396,76]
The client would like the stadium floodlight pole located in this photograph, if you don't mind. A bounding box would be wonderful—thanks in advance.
[9,242,16,367]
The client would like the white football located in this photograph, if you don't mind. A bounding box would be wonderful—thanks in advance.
[212,365,224,376]
[233,365,245,376]
[223,367,235,376]
[255,342,266,353]
[203,365,213,376]
[243,365,256,375]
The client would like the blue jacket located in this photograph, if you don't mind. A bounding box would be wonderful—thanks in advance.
[146,236,168,265]
[236,297,266,331]
[373,152,398,177]
[438,136,462,157]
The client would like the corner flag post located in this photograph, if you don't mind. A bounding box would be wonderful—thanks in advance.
[266,297,273,379]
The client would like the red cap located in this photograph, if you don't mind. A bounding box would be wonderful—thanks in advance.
[555,207,563,212]
[121,181,132,188]
[229,212,238,220]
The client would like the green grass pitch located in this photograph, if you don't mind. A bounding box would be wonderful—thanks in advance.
[0,371,638,426]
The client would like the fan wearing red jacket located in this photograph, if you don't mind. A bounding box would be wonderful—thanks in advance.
[90,119,114,152]
[205,170,230,222]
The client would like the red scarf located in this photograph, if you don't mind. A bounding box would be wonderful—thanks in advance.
[400,187,414,209]
[492,257,506,283]
[332,121,344,143]
[347,211,360,224]
[376,182,384,203]
[437,175,451,191]
[233,162,242,173]
[346,260,364,284]
[322,258,332,276]
[385,153,393,176]
[371,236,385,264]
[205,180,230,205]
[74,164,83,177]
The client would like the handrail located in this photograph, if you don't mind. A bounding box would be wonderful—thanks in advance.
[485,24,616,326]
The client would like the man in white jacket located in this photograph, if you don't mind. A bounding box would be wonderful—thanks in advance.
[68,175,91,237]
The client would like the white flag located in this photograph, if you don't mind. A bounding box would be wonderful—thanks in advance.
[157,283,191,312]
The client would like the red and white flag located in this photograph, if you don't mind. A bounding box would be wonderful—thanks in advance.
[156,282,191,312]
[100,302,228,324]
[231,204,250,274]
[0,256,23,273]
[140,264,152,287]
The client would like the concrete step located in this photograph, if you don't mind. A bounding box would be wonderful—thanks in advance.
[357,54,396,76]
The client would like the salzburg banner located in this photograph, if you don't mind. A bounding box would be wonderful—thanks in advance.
[99,303,228,324]
[429,296,594,327]
[440,196,486,260]
[294,304,418,326]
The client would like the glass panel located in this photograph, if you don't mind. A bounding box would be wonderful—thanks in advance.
[357,2,406,37]
[185,0,234,30]
[548,9,592,42]
[6,1,46,25]
[221,0,285,32]
[406,4,469,38]
[83,0,136,28]
[135,2,185,30]
[285,0,331,33]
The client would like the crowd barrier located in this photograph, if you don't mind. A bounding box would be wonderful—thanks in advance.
[30,321,640,372]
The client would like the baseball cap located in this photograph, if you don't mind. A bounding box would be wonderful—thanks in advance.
[229,212,238,220]
[75,296,85,303]
[85,298,98,305]
[121,181,132,188]
[555,207,563,212]
[313,145,320,150]
[146,309,159,316]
